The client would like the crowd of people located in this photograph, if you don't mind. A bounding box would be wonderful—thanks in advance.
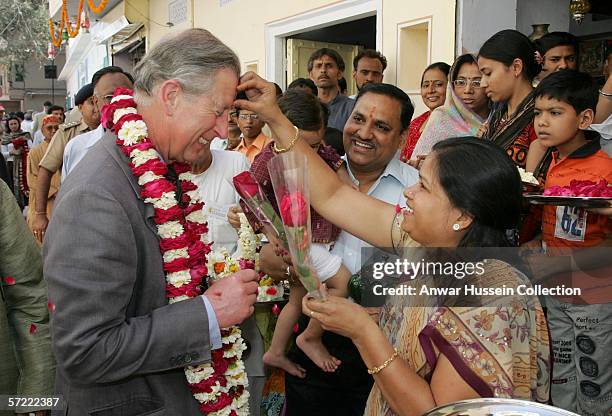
[1,26,611,416]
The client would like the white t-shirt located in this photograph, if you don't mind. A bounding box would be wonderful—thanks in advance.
[191,150,250,254]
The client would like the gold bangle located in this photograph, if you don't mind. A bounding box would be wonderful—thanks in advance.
[367,348,399,375]
[273,126,300,153]
[35,211,47,215]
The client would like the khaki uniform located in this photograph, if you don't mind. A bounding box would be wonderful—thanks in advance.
[39,119,90,173]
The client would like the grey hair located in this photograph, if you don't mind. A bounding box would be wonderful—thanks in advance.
[133,28,240,103]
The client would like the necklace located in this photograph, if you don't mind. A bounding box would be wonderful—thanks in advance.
[104,88,249,415]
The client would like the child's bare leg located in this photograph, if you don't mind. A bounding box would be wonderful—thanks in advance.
[263,284,306,378]
[296,318,341,372]
[297,266,351,372]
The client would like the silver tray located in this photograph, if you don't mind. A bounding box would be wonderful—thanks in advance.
[423,398,580,416]
[524,193,612,208]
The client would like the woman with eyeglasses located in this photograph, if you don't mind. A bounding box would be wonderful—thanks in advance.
[399,62,450,162]
[410,55,491,158]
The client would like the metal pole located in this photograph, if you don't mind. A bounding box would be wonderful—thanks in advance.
[51,59,55,104]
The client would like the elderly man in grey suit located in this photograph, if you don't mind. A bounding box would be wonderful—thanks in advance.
[44,29,259,415]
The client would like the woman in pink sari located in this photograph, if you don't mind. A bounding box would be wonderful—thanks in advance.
[410,54,490,159]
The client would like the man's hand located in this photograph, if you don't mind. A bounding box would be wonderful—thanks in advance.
[204,269,258,328]
[227,205,242,230]
[32,213,49,244]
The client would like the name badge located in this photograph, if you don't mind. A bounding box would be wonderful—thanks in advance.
[554,205,587,242]
[205,202,235,221]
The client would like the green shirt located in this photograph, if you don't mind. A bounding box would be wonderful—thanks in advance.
[0,181,55,413]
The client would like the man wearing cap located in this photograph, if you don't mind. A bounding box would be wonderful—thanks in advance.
[31,83,98,243]
[27,115,61,237]
[62,68,134,178]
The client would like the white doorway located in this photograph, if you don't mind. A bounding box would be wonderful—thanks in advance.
[264,0,382,88]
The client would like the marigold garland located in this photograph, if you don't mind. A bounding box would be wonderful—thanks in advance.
[104,87,249,415]
[48,17,65,48]
[87,0,109,14]
[63,0,84,38]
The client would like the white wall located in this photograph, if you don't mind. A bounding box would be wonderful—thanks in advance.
[458,0,517,54]
[516,0,569,35]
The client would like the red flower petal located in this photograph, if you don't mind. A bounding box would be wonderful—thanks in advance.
[29,323,37,334]
[271,304,281,316]
[4,276,15,285]
[47,301,55,312]
[293,323,299,333]
[395,204,402,214]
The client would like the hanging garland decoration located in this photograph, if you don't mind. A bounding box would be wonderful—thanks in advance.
[49,0,107,46]
[49,16,65,48]
[87,0,110,14]
[63,0,84,38]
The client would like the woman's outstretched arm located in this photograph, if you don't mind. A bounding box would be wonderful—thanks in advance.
[236,72,396,248]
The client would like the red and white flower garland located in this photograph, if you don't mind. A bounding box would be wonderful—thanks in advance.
[103,88,249,415]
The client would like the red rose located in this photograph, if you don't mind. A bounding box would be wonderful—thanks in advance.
[159,234,190,251]
[266,287,277,296]
[163,257,190,273]
[141,178,175,199]
[199,393,233,413]
[279,192,309,227]
[233,171,261,199]
[113,86,134,97]
[154,206,183,224]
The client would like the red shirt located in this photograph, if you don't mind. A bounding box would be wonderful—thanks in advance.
[541,139,612,304]
[542,140,612,248]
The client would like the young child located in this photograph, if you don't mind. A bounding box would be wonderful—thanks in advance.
[242,90,352,377]
[530,69,612,415]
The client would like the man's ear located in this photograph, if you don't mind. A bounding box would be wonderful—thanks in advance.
[157,79,182,116]
[577,108,595,130]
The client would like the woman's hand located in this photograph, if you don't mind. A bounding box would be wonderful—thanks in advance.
[476,121,489,138]
[235,72,283,124]
[302,295,375,340]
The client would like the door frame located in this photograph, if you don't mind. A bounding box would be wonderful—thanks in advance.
[264,0,382,88]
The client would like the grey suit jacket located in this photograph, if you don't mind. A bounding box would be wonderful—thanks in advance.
[44,132,214,415]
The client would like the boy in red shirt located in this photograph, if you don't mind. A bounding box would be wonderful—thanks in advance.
[529,69,612,415]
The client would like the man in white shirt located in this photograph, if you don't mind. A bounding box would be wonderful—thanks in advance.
[189,145,265,415]
[331,83,418,274]
[61,123,105,179]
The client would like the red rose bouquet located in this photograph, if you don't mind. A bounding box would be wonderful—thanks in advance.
[233,171,287,246]
[268,153,323,297]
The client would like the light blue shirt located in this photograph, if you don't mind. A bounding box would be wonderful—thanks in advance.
[331,157,418,274]
[62,124,104,180]
[201,295,222,349]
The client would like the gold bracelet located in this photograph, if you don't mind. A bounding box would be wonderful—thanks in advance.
[35,211,47,215]
[273,126,300,153]
[367,348,399,375]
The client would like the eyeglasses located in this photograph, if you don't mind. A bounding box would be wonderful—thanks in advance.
[452,78,482,89]
[96,93,114,104]
[229,111,239,118]
[238,113,259,120]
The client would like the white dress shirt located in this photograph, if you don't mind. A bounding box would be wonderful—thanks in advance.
[331,157,419,274]
[62,124,104,180]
